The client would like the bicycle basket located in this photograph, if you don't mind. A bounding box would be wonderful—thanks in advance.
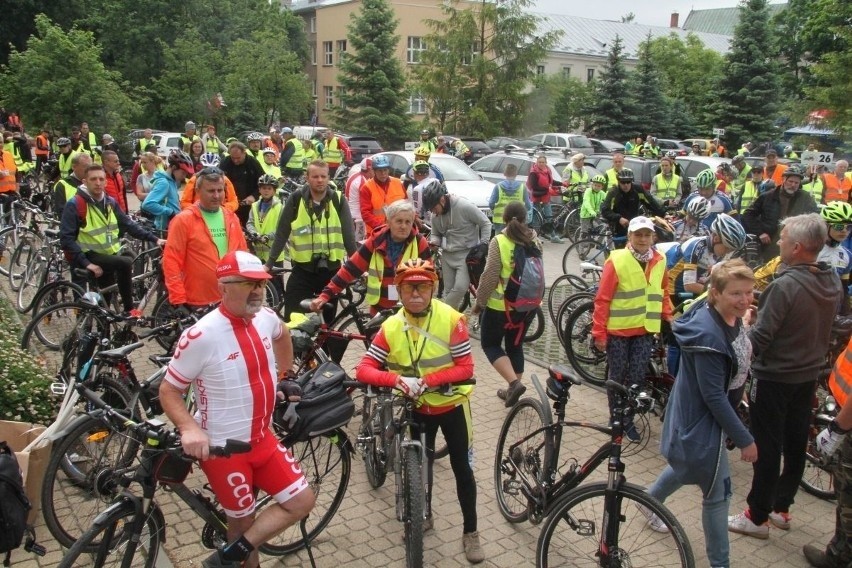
[152,452,192,484]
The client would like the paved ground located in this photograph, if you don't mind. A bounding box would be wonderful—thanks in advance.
[7,212,836,567]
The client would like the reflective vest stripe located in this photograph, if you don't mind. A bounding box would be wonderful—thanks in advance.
[487,234,515,311]
[653,174,680,200]
[830,338,852,407]
[287,194,346,263]
[285,139,305,170]
[606,249,665,333]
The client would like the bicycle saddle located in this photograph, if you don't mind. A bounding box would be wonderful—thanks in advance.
[549,365,581,385]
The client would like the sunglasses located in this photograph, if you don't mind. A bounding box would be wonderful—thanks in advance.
[223,280,267,290]
[198,166,222,176]
[399,282,433,294]
[830,223,852,232]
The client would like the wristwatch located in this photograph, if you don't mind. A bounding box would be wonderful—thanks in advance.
[829,419,851,435]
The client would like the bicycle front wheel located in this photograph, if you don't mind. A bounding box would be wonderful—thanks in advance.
[402,445,424,568]
[258,431,351,555]
[561,239,609,280]
[494,397,551,523]
[361,399,391,489]
[15,252,47,312]
[29,279,85,317]
[58,500,162,568]
[536,482,695,568]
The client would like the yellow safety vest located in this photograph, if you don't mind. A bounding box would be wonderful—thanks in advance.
[180,134,200,150]
[802,177,825,204]
[492,182,526,222]
[324,137,343,164]
[732,165,751,193]
[652,173,681,201]
[250,199,285,262]
[740,181,760,210]
[76,197,121,255]
[288,193,346,263]
[366,238,418,306]
[138,138,155,154]
[247,148,264,163]
[285,138,305,170]
[606,249,665,333]
[3,142,32,173]
[205,137,221,154]
[261,162,282,179]
[56,179,78,202]
[605,168,620,189]
[487,234,516,311]
[382,299,473,410]
[58,152,76,178]
[303,148,318,168]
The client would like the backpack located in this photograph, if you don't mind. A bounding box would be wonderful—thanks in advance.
[503,241,544,312]
[465,242,489,287]
[0,442,32,565]
[274,362,355,444]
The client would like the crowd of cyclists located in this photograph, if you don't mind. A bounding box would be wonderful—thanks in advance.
[3,111,852,568]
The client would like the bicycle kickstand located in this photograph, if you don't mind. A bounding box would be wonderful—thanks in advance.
[300,516,317,568]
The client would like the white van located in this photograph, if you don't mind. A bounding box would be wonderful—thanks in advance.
[292,125,328,141]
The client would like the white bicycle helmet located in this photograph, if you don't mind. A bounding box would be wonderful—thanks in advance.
[685,196,710,220]
[200,152,220,168]
[710,213,746,251]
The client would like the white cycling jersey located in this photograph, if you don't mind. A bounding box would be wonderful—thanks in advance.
[165,306,283,446]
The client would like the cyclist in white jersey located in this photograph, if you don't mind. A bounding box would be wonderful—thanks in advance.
[817,202,852,302]
[160,251,313,568]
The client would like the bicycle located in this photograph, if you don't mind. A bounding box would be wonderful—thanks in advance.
[561,221,625,277]
[354,378,475,568]
[491,365,694,567]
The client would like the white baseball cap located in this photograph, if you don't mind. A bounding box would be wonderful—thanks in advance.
[628,216,655,234]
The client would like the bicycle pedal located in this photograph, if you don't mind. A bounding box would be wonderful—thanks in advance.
[574,519,596,537]
[50,382,67,395]
[25,539,46,557]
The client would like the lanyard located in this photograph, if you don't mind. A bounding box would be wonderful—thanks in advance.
[403,311,433,378]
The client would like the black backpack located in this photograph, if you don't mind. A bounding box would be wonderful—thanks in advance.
[274,362,355,444]
[0,441,37,566]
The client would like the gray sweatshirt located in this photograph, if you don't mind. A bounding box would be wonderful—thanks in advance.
[749,262,842,384]
[428,194,492,253]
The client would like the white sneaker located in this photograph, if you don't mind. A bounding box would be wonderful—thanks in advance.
[636,503,670,533]
[768,511,791,530]
[728,511,769,539]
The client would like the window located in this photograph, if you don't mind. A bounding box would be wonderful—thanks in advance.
[407,37,426,64]
[469,155,503,173]
[587,68,595,82]
[310,45,316,66]
[336,40,347,64]
[336,86,346,110]
[536,65,545,76]
[462,42,480,66]
[408,92,426,114]
[323,41,333,66]
[323,86,334,109]
[311,80,317,98]
[309,17,316,33]
[561,66,571,78]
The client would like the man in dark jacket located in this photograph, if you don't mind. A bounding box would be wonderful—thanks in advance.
[729,213,843,539]
[742,165,818,262]
[599,168,665,243]
[220,141,264,226]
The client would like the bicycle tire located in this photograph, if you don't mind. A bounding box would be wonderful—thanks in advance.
[402,445,424,568]
[4,226,42,288]
[494,397,552,523]
[561,239,609,279]
[15,251,47,312]
[29,279,85,317]
[362,396,391,488]
[547,273,590,326]
[42,412,143,549]
[800,414,836,500]
[561,208,582,243]
[563,300,607,386]
[258,430,351,555]
[529,208,545,234]
[58,500,162,568]
[536,482,695,568]
[523,307,545,343]
[150,294,183,352]
[555,292,595,348]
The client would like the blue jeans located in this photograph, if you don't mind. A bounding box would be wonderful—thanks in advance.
[648,452,732,567]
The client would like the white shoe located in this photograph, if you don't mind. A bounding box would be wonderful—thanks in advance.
[636,503,669,533]
[728,511,769,539]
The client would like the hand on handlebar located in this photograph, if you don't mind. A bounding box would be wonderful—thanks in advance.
[171,303,192,319]
[308,297,326,313]
[179,426,211,461]
[397,376,425,399]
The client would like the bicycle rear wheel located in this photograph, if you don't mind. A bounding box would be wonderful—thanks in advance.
[561,239,609,280]
[536,482,695,567]
[523,307,545,343]
[800,414,836,500]
[547,273,590,326]
[58,500,162,568]
[402,445,424,568]
[563,300,607,386]
[494,397,551,523]
[5,227,42,290]
[555,292,595,347]
[29,279,85,317]
[15,252,47,312]
[258,431,351,555]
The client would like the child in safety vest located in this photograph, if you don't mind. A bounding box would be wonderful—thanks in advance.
[579,174,607,238]
[247,175,286,295]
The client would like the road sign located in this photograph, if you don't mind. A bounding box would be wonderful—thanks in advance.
[800,151,834,166]
[712,128,725,136]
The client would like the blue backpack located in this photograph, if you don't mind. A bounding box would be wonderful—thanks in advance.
[504,242,544,313]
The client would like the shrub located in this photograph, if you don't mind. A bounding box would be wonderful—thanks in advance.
[0,297,57,425]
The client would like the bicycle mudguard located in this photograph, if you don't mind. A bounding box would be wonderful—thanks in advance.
[49,413,97,442]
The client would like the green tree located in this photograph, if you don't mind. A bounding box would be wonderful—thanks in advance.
[0,15,141,134]
[420,0,560,137]
[667,97,698,139]
[547,77,593,133]
[335,0,412,148]
[705,0,779,148]
[584,36,638,141]
[631,34,672,138]
[646,33,724,131]
[221,31,311,130]
[804,0,851,132]
[0,1,87,68]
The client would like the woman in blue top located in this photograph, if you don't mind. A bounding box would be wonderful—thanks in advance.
[141,150,190,232]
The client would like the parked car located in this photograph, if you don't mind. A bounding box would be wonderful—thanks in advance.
[339,134,383,164]
[742,156,799,169]
[657,138,691,156]
[150,132,185,158]
[584,154,661,191]
[469,152,600,186]
[681,138,714,156]
[589,138,626,154]
[458,137,494,163]
[356,151,496,219]
[485,136,521,150]
[674,155,731,185]
[528,132,595,158]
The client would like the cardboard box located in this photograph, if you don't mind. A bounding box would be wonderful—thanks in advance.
[0,420,51,524]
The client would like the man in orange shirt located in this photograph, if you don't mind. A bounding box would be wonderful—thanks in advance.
[163,168,247,313]
[102,151,128,212]
[763,150,788,186]
[35,127,50,174]
[824,160,852,203]
[359,154,406,232]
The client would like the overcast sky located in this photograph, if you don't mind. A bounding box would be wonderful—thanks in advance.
[530,0,787,26]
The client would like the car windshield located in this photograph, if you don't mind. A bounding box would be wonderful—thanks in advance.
[513,139,541,149]
[570,135,592,147]
[431,156,483,181]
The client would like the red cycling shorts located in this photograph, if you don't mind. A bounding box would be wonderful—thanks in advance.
[199,434,309,518]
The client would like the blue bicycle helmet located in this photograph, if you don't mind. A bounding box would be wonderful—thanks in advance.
[372,155,391,169]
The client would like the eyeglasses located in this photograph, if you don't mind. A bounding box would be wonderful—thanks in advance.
[830,223,852,232]
[399,282,434,294]
[223,280,267,290]
[198,167,222,177]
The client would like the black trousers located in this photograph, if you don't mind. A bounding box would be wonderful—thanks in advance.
[746,379,815,524]
[77,251,135,312]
